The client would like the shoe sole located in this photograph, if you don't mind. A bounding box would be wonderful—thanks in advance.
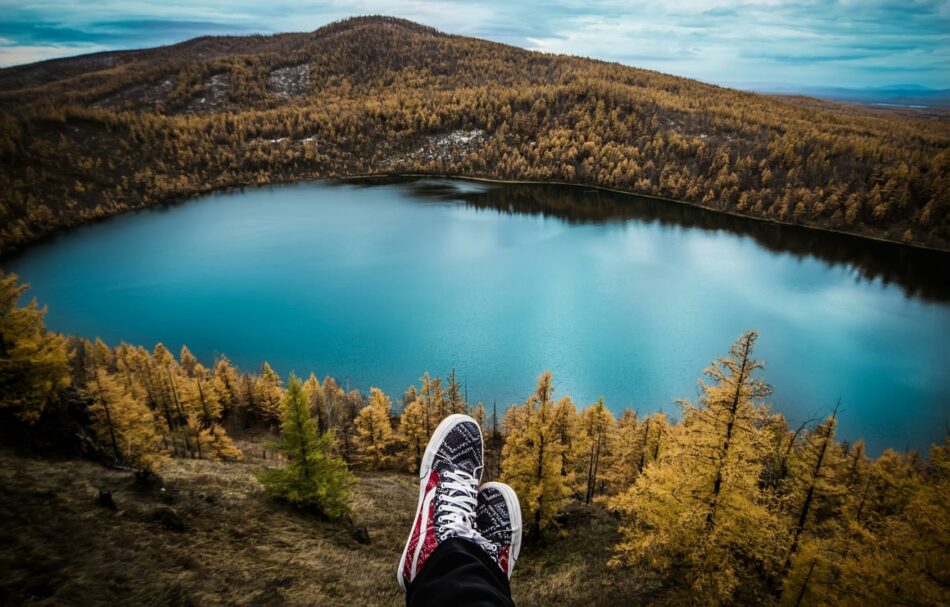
[480,481,523,573]
[396,413,484,591]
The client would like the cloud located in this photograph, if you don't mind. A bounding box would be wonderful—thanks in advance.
[0,0,946,88]
[0,43,111,67]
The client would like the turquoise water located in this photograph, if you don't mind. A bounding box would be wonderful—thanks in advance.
[5,178,948,453]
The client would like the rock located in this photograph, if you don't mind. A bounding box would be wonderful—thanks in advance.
[134,468,163,491]
[347,520,371,544]
[97,489,117,511]
[150,506,186,532]
[196,491,218,505]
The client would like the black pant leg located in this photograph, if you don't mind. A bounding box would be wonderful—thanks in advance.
[407,537,515,607]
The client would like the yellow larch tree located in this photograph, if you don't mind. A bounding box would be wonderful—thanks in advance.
[501,371,573,536]
[0,272,69,422]
[301,373,327,433]
[610,331,784,605]
[600,408,641,496]
[84,368,165,468]
[399,398,428,473]
[255,361,283,425]
[354,387,395,470]
[574,398,616,504]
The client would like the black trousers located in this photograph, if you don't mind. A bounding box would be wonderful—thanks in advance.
[407,538,515,607]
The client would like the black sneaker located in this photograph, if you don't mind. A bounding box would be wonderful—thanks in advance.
[475,482,522,578]
[397,414,487,591]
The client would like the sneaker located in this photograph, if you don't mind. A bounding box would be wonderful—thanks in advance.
[397,414,486,591]
[476,482,522,578]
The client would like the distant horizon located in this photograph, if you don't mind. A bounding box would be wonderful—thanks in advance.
[1,1,948,92]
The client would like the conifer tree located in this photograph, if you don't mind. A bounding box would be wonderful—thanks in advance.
[447,369,466,414]
[575,398,615,504]
[399,398,428,472]
[322,376,344,429]
[354,387,395,470]
[780,412,846,582]
[153,343,197,457]
[302,373,327,433]
[179,345,199,376]
[255,362,282,425]
[84,368,164,468]
[188,364,242,460]
[601,408,641,496]
[402,385,418,409]
[472,402,486,428]
[501,371,573,536]
[552,396,578,478]
[0,272,69,422]
[256,375,352,518]
[610,331,783,604]
[212,356,242,421]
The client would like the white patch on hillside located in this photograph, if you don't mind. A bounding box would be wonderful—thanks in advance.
[267,64,310,97]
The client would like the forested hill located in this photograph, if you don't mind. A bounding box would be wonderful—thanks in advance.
[1,15,948,253]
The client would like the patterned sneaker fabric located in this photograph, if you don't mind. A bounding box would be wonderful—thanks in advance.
[431,419,483,478]
[476,486,515,576]
[401,417,485,588]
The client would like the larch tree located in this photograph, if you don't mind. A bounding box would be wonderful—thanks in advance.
[610,331,783,605]
[84,368,165,468]
[830,437,950,606]
[779,412,847,585]
[552,396,578,478]
[446,369,466,414]
[0,272,69,422]
[601,408,641,496]
[501,371,573,536]
[354,387,395,470]
[188,363,242,460]
[255,362,283,425]
[302,373,327,433]
[153,343,197,458]
[471,401,486,428]
[212,356,243,421]
[256,375,352,518]
[420,372,446,431]
[399,398,428,473]
[574,398,615,504]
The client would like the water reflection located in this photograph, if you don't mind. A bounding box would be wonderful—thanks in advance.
[342,176,949,303]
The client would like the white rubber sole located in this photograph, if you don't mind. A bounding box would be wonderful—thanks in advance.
[480,481,523,574]
[396,414,484,591]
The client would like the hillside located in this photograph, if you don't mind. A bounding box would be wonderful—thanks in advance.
[0,436,649,607]
[0,16,947,253]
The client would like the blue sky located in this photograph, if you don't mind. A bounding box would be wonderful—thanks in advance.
[1,1,948,89]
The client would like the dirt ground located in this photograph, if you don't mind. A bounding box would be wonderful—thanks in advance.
[0,436,658,606]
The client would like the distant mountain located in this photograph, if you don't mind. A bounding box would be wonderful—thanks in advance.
[0,16,947,252]
[738,83,950,108]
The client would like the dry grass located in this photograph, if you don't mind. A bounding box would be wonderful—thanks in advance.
[0,436,658,606]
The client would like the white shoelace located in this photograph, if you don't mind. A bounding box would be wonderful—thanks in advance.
[435,469,494,552]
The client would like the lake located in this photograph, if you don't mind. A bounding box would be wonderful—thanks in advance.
[4,178,948,454]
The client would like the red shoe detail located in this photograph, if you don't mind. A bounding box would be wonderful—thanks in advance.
[498,545,510,576]
[403,470,440,582]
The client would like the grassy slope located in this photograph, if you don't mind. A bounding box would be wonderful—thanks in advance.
[0,436,655,606]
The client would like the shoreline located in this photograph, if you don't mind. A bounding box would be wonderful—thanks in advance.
[2,171,948,260]
[374,172,950,255]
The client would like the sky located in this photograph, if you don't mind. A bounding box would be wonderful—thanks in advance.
[1,0,948,90]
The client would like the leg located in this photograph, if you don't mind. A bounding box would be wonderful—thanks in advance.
[407,537,515,607]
